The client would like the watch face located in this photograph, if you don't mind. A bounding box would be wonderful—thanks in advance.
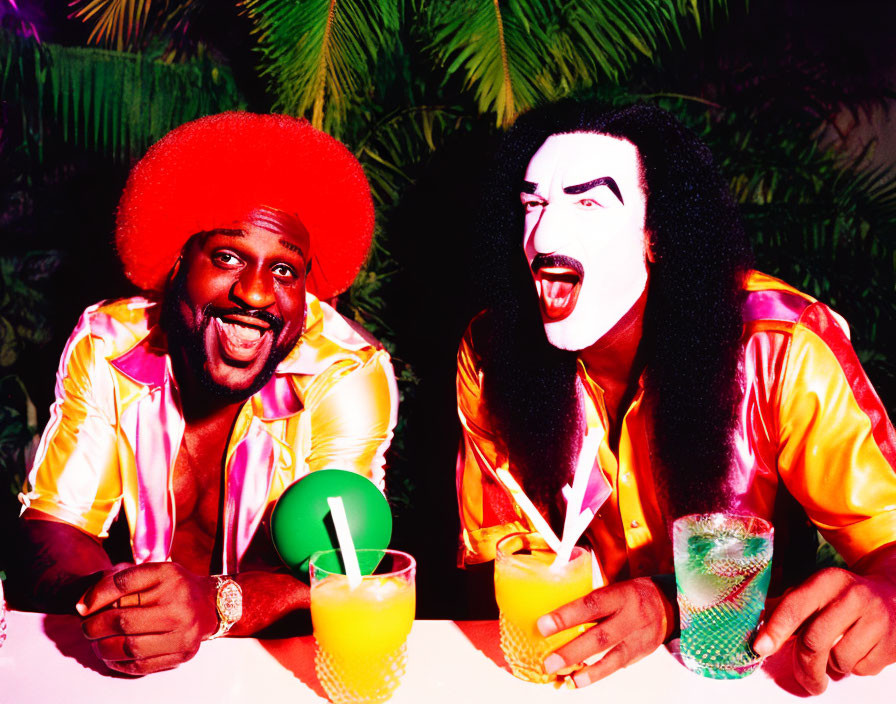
[217,581,243,622]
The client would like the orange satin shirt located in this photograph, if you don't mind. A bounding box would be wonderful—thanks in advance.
[22,294,398,573]
[456,271,896,583]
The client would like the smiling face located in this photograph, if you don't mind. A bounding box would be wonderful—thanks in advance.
[167,206,309,401]
[520,132,650,351]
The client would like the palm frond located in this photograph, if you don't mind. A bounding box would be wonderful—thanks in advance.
[244,0,400,133]
[423,0,731,126]
[423,0,555,127]
[0,30,244,162]
[70,0,157,51]
[69,0,207,57]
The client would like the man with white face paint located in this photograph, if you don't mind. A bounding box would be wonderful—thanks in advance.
[456,102,896,693]
[521,133,649,352]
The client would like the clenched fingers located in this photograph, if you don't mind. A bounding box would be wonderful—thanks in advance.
[90,632,194,663]
[81,601,181,640]
[104,651,200,676]
[77,563,169,616]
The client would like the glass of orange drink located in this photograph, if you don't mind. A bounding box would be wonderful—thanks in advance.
[310,548,416,703]
[494,532,595,683]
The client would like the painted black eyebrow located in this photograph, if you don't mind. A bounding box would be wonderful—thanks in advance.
[521,181,537,194]
[563,177,623,204]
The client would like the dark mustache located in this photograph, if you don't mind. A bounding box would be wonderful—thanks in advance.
[531,254,585,279]
[204,305,284,335]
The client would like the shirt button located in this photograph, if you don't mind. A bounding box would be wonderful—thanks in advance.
[630,520,640,528]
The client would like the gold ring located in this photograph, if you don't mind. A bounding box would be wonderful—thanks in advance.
[115,592,141,609]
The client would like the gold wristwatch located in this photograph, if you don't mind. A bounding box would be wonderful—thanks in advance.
[209,575,242,639]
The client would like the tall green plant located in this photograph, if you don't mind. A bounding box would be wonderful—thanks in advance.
[0,30,245,163]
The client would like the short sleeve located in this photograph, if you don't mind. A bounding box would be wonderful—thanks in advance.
[21,312,123,538]
[303,349,398,491]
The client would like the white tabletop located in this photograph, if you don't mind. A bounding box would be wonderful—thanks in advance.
[0,610,892,703]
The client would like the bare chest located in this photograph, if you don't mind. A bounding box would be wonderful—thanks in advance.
[169,417,235,573]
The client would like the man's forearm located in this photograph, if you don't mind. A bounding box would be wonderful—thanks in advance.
[225,570,311,637]
[11,513,114,613]
[854,541,896,586]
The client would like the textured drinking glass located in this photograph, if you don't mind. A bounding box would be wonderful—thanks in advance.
[673,513,773,679]
[494,533,594,683]
[310,549,416,703]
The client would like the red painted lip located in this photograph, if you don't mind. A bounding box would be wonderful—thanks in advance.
[535,266,582,321]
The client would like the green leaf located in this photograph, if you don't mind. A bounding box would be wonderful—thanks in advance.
[422,0,729,126]
[244,0,401,134]
[0,29,245,162]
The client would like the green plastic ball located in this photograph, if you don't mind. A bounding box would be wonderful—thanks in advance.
[270,469,392,578]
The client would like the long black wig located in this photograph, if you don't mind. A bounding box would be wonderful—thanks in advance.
[473,101,754,520]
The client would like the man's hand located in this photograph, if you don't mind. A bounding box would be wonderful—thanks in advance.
[753,564,896,695]
[76,562,218,675]
[537,576,675,687]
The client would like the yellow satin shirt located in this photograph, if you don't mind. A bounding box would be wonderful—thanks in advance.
[22,294,398,573]
[456,272,896,582]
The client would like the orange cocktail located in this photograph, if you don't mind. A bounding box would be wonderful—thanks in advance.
[310,549,416,703]
[494,533,594,683]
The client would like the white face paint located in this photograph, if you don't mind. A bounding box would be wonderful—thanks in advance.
[520,132,649,351]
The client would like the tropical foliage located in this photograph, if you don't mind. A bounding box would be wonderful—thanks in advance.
[424,0,728,126]
[244,0,402,131]
[666,95,896,405]
[1,29,244,163]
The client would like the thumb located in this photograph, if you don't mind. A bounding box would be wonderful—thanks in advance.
[76,563,139,616]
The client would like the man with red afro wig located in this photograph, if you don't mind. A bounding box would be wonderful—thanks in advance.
[13,112,399,675]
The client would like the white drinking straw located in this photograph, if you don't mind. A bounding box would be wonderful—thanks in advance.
[327,496,362,588]
[496,468,562,554]
[552,428,602,570]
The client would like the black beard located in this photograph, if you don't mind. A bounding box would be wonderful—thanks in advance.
[160,274,295,405]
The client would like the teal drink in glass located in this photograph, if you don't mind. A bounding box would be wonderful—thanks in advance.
[673,513,773,679]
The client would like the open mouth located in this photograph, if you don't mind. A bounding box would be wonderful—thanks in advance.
[213,314,273,363]
[534,266,582,321]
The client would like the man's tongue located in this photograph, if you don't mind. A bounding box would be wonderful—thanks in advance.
[213,317,270,362]
[537,272,581,321]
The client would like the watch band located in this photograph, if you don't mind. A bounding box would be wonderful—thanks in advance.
[209,575,243,640]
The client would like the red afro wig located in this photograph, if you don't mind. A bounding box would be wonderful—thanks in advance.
[116,112,374,300]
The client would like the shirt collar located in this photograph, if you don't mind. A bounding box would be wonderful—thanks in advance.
[109,292,369,421]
